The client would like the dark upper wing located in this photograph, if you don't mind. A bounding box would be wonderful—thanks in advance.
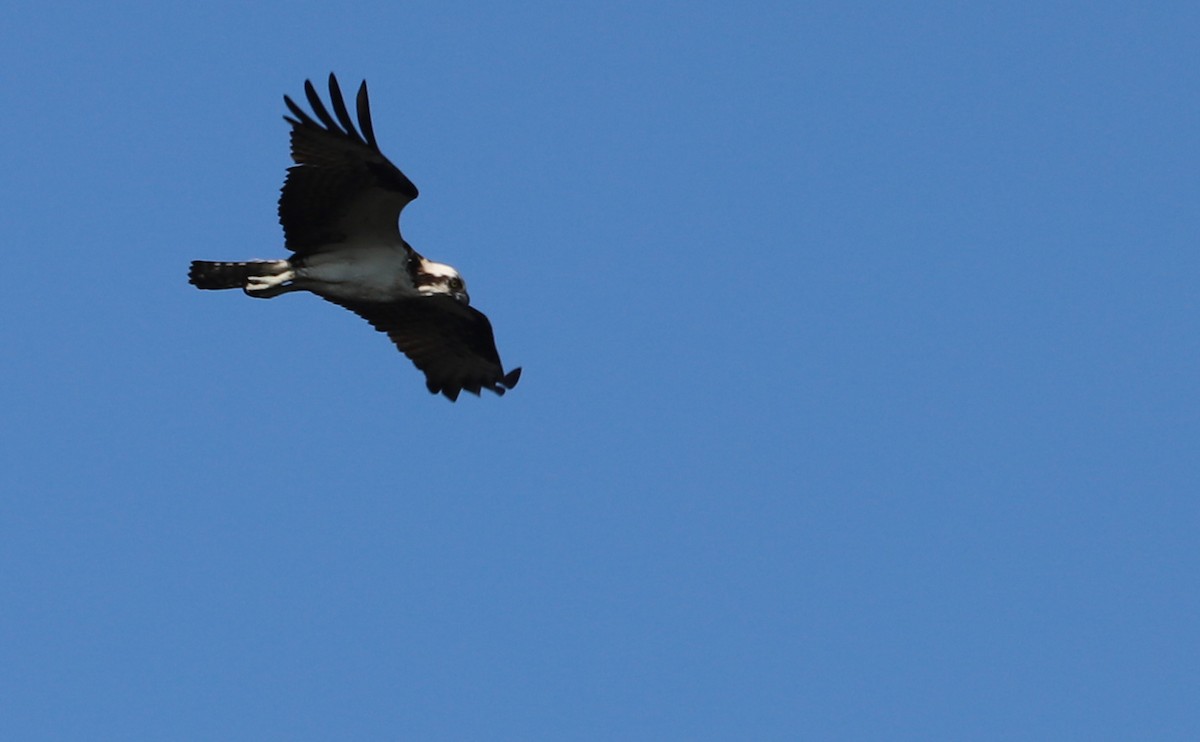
[328,296,522,401]
[280,74,419,254]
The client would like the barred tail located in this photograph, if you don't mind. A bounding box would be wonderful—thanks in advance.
[188,260,291,290]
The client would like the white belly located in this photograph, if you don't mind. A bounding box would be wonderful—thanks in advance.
[295,246,415,302]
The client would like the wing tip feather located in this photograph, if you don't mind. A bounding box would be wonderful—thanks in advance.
[424,366,521,402]
[326,73,362,141]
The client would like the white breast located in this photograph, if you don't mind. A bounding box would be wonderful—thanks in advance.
[295,245,416,302]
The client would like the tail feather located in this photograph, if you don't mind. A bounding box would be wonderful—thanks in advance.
[189,260,290,290]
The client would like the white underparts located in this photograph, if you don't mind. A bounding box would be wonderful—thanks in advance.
[292,247,417,302]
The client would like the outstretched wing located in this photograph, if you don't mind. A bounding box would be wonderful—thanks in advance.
[280,74,419,254]
[328,296,522,401]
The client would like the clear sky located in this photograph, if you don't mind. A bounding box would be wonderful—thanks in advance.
[2,2,1197,739]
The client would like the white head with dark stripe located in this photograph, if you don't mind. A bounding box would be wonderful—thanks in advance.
[415,258,469,305]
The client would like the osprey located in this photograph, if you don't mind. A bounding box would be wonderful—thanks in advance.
[189,74,521,401]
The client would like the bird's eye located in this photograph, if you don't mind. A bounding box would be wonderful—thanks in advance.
[449,277,463,290]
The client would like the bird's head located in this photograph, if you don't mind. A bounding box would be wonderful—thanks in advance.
[416,259,470,305]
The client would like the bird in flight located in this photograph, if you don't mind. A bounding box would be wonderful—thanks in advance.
[189,74,521,401]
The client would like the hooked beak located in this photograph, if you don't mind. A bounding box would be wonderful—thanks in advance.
[454,290,470,305]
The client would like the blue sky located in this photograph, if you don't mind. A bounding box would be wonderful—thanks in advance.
[1,2,1197,739]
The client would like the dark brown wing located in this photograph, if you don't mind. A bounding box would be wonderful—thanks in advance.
[328,296,521,401]
[280,74,419,254]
